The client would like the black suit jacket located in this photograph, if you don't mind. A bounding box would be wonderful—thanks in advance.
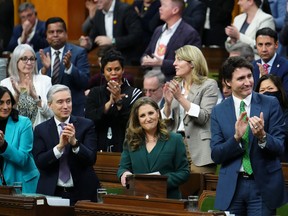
[182,0,206,34]
[33,116,100,203]
[200,0,234,47]
[89,0,143,64]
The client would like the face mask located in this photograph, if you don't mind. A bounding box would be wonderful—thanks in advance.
[263,91,282,103]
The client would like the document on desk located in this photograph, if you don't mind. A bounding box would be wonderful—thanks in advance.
[144,171,161,175]
[46,196,70,206]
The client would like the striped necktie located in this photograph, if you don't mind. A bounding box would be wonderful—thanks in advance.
[52,51,61,85]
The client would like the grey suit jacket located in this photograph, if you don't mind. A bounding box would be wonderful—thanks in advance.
[164,78,218,166]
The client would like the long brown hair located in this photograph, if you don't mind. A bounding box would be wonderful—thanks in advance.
[124,97,169,151]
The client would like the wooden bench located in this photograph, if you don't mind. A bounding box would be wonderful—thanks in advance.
[200,163,288,193]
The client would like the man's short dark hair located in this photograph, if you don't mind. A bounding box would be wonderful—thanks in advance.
[221,56,254,82]
[256,27,278,42]
[45,17,67,32]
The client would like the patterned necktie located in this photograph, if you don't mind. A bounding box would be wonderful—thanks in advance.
[240,101,253,174]
[52,51,61,85]
[263,63,269,74]
[59,122,70,183]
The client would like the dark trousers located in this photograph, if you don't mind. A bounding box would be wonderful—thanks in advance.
[228,176,276,216]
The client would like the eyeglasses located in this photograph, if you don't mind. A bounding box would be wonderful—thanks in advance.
[142,86,161,94]
[20,12,34,20]
[18,56,37,64]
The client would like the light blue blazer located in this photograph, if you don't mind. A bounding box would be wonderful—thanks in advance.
[1,116,39,193]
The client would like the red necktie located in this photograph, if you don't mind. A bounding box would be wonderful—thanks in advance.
[263,63,269,74]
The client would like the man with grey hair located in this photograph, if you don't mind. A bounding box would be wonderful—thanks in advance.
[33,84,100,205]
[143,69,166,108]
[227,42,255,62]
[7,2,48,52]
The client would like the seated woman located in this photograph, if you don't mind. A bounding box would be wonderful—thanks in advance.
[85,48,142,152]
[117,97,190,199]
[0,86,39,192]
[0,44,53,127]
[255,74,288,162]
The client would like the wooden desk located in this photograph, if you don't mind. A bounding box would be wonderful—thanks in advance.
[94,152,122,189]
[75,195,226,216]
[0,194,74,216]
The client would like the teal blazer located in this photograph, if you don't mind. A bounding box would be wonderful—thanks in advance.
[1,116,39,193]
[117,132,189,199]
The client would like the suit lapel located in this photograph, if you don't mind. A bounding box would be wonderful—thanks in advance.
[183,83,201,123]
[148,139,166,170]
[249,93,261,147]
[4,117,15,148]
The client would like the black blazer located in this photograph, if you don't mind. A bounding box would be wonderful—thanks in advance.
[89,0,143,64]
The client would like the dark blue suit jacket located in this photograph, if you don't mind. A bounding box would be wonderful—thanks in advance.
[36,43,90,116]
[210,92,287,210]
[33,116,100,203]
[252,54,288,95]
[143,20,201,80]
[7,20,48,52]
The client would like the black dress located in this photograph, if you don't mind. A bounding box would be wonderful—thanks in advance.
[85,79,142,152]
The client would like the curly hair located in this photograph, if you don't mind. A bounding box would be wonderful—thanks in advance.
[124,97,169,151]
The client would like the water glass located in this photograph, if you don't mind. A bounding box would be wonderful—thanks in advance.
[187,195,199,212]
[97,188,107,203]
[13,182,22,195]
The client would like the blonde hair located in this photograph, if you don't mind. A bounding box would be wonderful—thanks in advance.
[125,97,169,151]
[175,45,208,85]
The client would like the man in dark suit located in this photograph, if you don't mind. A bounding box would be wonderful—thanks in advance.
[33,84,100,206]
[7,2,48,52]
[211,56,287,215]
[37,17,90,117]
[79,0,143,65]
[141,0,201,81]
[182,0,206,35]
[200,0,234,48]
[253,27,288,95]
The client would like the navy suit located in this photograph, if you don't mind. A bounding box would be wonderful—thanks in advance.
[33,116,100,204]
[36,43,90,116]
[7,20,48,52]
[252,54,288,95]
[210,92,287,211]
[143,20,201,80]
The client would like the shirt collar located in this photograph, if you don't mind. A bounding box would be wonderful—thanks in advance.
[54,116,70,126]
[261,53,277,66]
[51,46,65,56]
[232,93,252,108]
[102,0,115,15]
[161,18,182,33]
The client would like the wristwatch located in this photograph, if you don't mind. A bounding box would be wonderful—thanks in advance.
[73,139,80,148]
[115,99,123,106]
[259,134,267,144]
